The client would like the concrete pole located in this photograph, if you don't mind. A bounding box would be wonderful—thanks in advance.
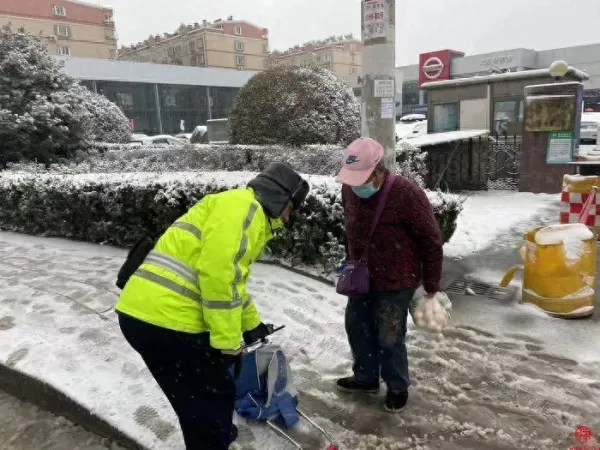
[361,0,396,169]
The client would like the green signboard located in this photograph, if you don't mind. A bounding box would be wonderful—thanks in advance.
[546,131,574,164]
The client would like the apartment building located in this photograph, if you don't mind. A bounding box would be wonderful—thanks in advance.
[0,0,117,59]
[118,17,269,72]
[269,35,362,87]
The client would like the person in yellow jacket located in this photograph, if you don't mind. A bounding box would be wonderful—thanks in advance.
[115,163,309,450]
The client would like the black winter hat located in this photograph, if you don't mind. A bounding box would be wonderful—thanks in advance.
[248,163,309,218]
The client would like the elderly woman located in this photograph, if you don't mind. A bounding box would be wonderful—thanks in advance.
[335,137,444,412]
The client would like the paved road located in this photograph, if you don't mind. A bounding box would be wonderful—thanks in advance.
[0,389,125,450]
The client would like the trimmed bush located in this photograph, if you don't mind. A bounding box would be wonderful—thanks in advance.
[0,26,130,167]
[229,66,361,146]
[0,171,462,272]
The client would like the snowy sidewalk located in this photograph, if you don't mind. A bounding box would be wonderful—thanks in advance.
[0,231,599,449]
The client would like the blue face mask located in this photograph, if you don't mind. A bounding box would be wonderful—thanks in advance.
[352,182,379,199]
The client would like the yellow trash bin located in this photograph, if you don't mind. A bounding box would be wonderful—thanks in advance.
[501,225,596,319]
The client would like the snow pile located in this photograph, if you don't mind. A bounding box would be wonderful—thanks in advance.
[410,292,452,333]
[229,65,360,146]
[534,223,593,261]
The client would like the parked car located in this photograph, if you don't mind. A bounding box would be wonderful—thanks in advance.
[396,114,427,141]
[190,125,208,144]
[396,120,428,141]
[580,113,600,144]
[174,133,193,142]
[128,135,186,148]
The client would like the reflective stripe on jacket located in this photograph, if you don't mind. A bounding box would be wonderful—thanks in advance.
[115,188,273,351]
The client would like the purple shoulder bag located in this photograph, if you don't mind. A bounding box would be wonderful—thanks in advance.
[336,175,395,297]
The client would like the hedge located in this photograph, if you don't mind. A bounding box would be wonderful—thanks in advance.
[0,171,462,272]
[7,142,428,184]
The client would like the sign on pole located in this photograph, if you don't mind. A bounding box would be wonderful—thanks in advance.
[363,0,386,42]
[374,79,395,97]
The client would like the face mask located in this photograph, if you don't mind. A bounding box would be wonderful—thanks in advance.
[352,182,379,199]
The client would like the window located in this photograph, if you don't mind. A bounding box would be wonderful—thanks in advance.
[168,47,175,56]
[190,55,197,66]
[54,25,71,37]
[432,103,459,132]
[263,43,269,54]
[103,13,113,23]
[105,30,116,40]
[234,25,242,35]
[236,55,245,67]
[53,5,66,16]
[116,93,134,108]
[493,99,524,135]
[197,38,204,49]
[316,56,322,64]
[324,53,331,62]
[199,53,205,65]
[58,46,71,56]
[350,67,357,75]
[235,41,244,52]
[189,40,196,51]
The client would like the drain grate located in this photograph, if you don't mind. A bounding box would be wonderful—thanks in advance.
[445,277,517,302]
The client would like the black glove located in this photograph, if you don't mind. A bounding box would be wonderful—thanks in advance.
[219,351,242,379]
[243,323,274,345]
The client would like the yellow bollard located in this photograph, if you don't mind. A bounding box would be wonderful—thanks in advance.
[501,226,596,319]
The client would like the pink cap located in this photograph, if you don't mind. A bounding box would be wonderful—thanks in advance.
[336,138,384,186]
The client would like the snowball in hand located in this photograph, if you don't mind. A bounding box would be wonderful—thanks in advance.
[410,292,452,333]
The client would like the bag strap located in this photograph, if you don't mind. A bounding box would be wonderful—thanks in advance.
[361,174,396,261]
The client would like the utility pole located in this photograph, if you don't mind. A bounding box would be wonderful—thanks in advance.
[360,0,396,168]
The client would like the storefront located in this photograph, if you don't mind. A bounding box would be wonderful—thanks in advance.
[396,43,600,118]
[58,56,256,135]
[420,68,589,135]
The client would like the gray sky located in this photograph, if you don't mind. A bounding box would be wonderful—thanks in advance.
[95,0,600,66]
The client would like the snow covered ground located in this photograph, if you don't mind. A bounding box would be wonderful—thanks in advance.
[0,389,124,450]
[444,191,561,259]
[0,231,599,450]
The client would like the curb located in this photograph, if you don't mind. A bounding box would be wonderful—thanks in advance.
[0,362,147,450]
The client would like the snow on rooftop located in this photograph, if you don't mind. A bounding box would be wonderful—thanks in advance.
[421,67,589,90]
[408,130,490,148]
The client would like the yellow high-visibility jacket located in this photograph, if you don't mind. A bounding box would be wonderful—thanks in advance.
[115,187,277,351]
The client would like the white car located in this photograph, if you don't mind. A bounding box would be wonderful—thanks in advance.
[580,113,600,143]
[174,133,193,142]
[396,120,428,141]
[129,135,186,148]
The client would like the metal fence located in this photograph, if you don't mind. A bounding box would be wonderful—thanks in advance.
[424,133,521,191]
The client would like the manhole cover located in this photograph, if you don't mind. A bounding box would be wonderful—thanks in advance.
[445,277,518,302]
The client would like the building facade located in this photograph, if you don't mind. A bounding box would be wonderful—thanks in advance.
[58,56,257,135]
[0,0,116,59]
[269,35,362,88]
[118,18,269,72]
[420,67,588,135]
[396,44,600,118]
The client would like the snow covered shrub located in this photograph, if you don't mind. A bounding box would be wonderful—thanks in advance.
[396,140,428,189]
[229,66,361,146]
[74,85,132,143]
[0,26,129,166]
[0,171,462,271]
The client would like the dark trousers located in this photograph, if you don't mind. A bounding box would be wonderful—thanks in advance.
[118,313,235,450]
[345,289,415,392]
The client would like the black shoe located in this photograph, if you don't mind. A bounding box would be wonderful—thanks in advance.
[336,376,379,393]
[384,390,408,413]
[229,424,238,444]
